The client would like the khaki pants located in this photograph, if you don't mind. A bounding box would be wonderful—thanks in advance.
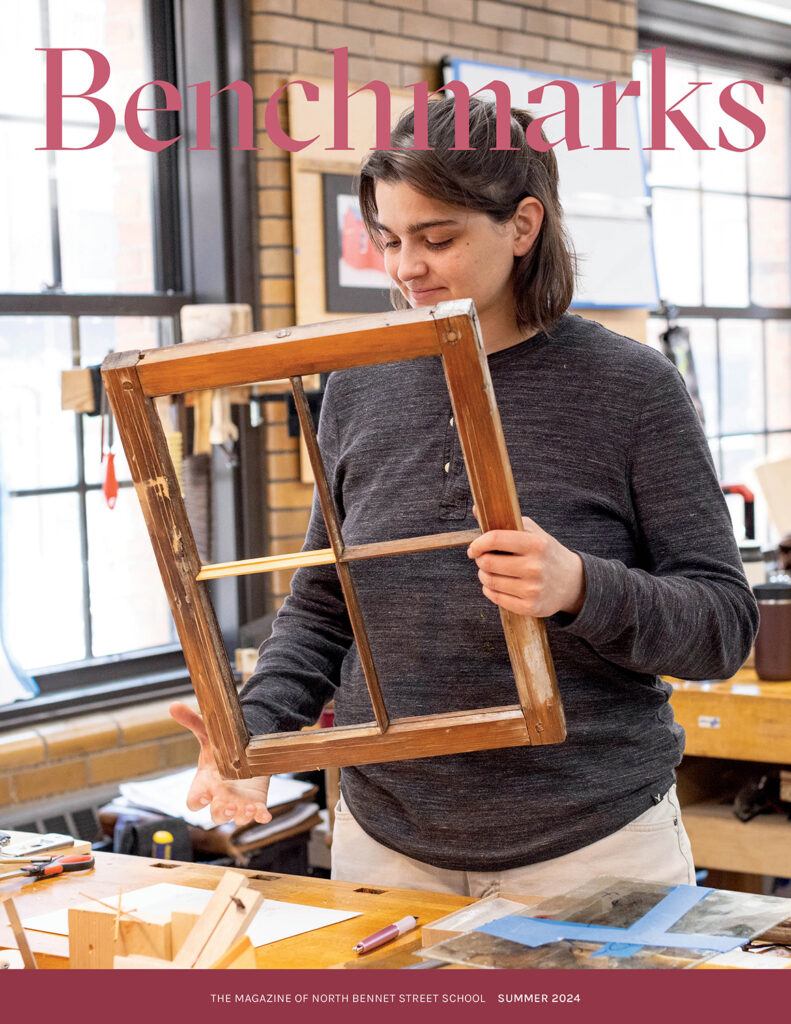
[331,785,696,899]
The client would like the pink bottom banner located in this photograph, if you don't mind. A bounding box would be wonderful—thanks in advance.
[2,968,787,1022]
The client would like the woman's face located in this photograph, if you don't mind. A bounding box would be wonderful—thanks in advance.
[373,181,539,326]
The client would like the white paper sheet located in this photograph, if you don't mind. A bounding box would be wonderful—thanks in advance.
[118,769,315,829]
[23,882,361,948]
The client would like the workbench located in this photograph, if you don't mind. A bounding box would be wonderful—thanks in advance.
[669,668,791,881]
[3,850,791,971]
[0,851,471,969]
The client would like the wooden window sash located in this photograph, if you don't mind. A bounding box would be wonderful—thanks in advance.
[102,301,565,779]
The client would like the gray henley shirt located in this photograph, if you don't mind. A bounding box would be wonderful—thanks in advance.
[239,313,758,871]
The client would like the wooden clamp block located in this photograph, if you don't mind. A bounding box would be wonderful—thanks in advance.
[61,368,96,413]
[1,893,37,969]
[209,935,257,969]
[68,904,171,968]
[171,911,201,957]
[112,871,263,969]
[173,871,262,968]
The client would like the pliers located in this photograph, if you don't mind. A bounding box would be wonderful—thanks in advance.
[0,853,95,882]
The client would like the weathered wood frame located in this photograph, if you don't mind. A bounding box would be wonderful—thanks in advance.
[102,301,565,779]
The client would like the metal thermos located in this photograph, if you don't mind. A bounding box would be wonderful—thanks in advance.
[753,581,791,682]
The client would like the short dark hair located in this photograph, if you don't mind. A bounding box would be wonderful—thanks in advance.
[358,97,576,335]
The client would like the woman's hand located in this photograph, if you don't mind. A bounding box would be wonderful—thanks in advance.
[467,510,586,618]
[169,702,272,827]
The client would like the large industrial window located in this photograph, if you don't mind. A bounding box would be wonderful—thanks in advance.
[0,0,256,717]
[635,49,791,546]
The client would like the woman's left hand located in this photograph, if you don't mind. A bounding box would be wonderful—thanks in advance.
[467,509,586,618]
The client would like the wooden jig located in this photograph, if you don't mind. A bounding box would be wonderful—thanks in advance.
[102,301,565,779]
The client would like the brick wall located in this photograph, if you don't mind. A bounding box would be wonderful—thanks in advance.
[0,699,199,812]
[251,0,638,608]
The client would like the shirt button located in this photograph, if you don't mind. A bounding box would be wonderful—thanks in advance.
[449,416,454,427]
[444,462,450,473]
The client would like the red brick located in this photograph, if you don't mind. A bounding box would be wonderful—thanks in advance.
[270,508,311,537]
[259,217,293,247]
[588,45,622,76]
[346,0,400,32]
[257,157,290,189]
[374,32,421,62]
[588,0,621,24]
[252,0,294,12]
[426,41,474,64]
[261,306,297,330]
[294,47,337,77]
[525,10,567,38]
[259,188,292,217]
[252,43,295,72]
[544,0,586,14]
[261,278,295,305]
[621,2,637,27]
[315,22,373,55]
[252,13,309,46]
[609,24,637,52]
[399,62,430,87]
[348,56,400,83]
[498,31,547,61]
[426,0,474,19]
[400,12,453,43]
[569,16,609,46]
[451,21,499,50]
[547,38,588,67]
[267,480,314,507]
[259,246,293,275]
[372,0,422,9]
[297,0,345,20]
[476,1,521,30]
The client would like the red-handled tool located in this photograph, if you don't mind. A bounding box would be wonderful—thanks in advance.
[0,853,95,882]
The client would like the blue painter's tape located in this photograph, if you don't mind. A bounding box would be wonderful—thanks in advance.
[475,884,742,960]
[591,943,643,959]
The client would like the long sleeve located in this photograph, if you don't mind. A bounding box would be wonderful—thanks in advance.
[239,378,354,736]
[556,359,759,679]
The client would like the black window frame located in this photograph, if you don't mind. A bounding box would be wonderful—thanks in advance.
[638,0,791,541]
[0,0,265,728]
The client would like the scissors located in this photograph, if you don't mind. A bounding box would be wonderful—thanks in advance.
[0,853,95,882]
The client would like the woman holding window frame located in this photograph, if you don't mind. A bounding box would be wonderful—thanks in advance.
[171,98,757,898]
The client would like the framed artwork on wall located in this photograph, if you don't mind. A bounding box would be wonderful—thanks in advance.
[321,173,391,314]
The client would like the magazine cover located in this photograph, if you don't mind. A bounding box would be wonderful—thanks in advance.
[1,0,790,1018]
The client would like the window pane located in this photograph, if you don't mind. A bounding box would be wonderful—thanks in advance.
[47,0,153,140]
[682,318,718,436]
[749,198,791,306]
[86,491,175,657]
[56,136,156,293]
[643,61,701,188]
[702,194,749,306]
[8,0,158,295]
[766,321,791,430]
[0,123,54,292]
[719,320,763,434]
[748,83,791,197]
[0,4,41,117]
[651,189,702,305]
[4,494,86,668]
[700,75,748,193]
[767,431,791,459]
[0,316,77,490]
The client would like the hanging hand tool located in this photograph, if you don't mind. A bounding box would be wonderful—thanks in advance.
[0,853,95,883]
[100,383,118,508]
